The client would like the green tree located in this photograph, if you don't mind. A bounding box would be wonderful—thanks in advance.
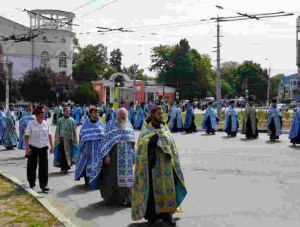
[221,61,240,97]
[197,54,216,97]
[221,79,234,98]
[109,48,123,72]
[150,45,174,74]
[0,76,21,103]
[20,67,56,103]
[270,74,284,99]
[70,82,98,105]
[73,44,108,82]
[122,64,154,81]
[151,39,215,99]
[237,61,268,101]
[103,65,118,80]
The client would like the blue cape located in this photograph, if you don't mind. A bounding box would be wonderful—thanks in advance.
[202,106,218,130]
[267,107,282,136]
[169,105,183,130]
[184,103,194,128]
[0,111,5,143]
[75,118,105,182]
[289,108,300,139]
[18,112,35,150]
[134,107,147,129]
[89,120,135,189]
[223,106,238,132]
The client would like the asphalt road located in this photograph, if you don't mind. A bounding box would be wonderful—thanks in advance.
[1,122,300,227]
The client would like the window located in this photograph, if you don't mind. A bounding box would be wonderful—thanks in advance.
[41,51,50,67]
[294,81,297,85]
[59,52,67,68]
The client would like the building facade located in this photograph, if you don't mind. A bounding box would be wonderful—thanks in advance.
[278,73,300,100]
[92,73,176,105]
[277,17,300,101]
[0,10,75,79]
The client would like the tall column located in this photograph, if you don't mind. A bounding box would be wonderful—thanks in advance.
[297,17,300,77]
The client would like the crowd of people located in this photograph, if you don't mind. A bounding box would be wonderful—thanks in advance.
[1,95,300,225]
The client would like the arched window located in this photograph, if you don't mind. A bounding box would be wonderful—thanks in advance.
[59,52,67,68]
[41,51,50,67]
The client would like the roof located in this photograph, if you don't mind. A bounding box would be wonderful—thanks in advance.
[30,10,75,19]
[0,16,29,30]
[283,73,299,85]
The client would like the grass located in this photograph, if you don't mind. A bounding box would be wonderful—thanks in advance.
[100,110,294,131]
[182,111,293,131]
[0,175,63,227]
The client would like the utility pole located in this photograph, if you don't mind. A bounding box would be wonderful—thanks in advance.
[212,5,293,111]
[265,58,271,107]
[216,17,222,115]
[267,67,270,107]
[5,62,12,109]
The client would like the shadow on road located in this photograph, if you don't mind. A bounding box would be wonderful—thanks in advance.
[289,145,300,150]
[0,157,25,161]
[127,217,181,227]
[56,184,87,198]
[75,200,128,220]
[127,223,148,227]
[239,138,257,142]
[265,140,282,144]
[200,133,214,136]
[221,136,235,139]
[48,171,74,178]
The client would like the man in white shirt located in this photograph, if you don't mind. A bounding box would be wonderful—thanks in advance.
[25,106,54,192]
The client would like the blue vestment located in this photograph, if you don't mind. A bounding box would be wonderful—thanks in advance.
[267,107,282,136]
[105,107,116,123]
[169,105,183,131]
[89,120,135,189]
[134,107,147,130]
[1,109,18,148]
[184,103,194,128]
[53,117,80,168]
[224,106,238,132]
[0,111,5,143]
[75,118,105,184]
[289,108,300,139]
[128,106,136,128]
[202,106,218,130]
[18,111,35,149]
[71,107,82,125]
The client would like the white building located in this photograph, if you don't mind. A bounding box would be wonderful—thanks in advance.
[278,16,300,101]
[0,10,75,78]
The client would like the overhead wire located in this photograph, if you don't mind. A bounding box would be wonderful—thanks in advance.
[79,0,119,19]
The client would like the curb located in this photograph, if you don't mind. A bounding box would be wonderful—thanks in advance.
[0,170,76,227]
[196,129,290,134]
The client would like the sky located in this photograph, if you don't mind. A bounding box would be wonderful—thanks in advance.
[1,0,300,77]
